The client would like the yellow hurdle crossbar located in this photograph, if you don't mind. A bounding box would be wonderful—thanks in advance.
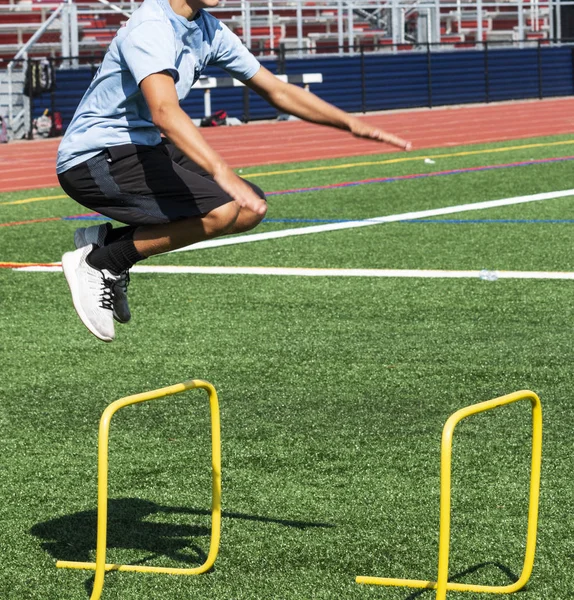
[57,379,222,600]
[356,390,542,599]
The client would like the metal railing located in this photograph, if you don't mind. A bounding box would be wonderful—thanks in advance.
[1,0,573,58]
[2,0,574,139]
[5,37,572,140]
[0,1,82,139]
[0,3,68,139]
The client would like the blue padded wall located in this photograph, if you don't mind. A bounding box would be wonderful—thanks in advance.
[33,46,574,129]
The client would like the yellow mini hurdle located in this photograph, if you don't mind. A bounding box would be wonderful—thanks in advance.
[57,379,221,600]
[356,390,542,599]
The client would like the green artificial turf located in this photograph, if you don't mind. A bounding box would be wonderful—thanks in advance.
[1,134,573,599]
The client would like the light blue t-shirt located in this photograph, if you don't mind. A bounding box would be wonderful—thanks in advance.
[56,0,260,173]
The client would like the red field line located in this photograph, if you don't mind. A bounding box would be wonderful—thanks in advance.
[0,97,573,193]
[0,216,61,227]
[0,261,59,268]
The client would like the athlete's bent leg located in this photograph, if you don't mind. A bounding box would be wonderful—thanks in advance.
[133,200,242,257]
[59,146,267,341]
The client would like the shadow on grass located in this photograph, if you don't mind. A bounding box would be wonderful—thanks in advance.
[401,562,520,599]
[32,497,335,597]
[31,496,335,565]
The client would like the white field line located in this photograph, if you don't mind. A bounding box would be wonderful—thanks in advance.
[12,265,574,279]
[171,188,574,253]
[10,188,574,279]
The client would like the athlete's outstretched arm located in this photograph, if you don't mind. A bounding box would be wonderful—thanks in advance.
[140,71,266,215]
[245,65,411,150]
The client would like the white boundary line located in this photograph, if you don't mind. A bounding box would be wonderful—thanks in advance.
[9,188,574,280]
[12,265,574,279]
[172,188,574,253]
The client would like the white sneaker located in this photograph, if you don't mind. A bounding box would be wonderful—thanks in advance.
[62,245,119,342]
[74,223,131,324]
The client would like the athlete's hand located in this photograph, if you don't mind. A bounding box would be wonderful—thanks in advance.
[349,118,412,151]
[214,167,267,216]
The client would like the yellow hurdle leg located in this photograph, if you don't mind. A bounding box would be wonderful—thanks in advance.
[56,379,222,600]
[357,390,542,599]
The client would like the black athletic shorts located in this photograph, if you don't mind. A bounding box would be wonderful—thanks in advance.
[57,140,265,226]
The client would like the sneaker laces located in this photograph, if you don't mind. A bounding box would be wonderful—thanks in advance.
[99,277,116,310]
[114,270,130,295]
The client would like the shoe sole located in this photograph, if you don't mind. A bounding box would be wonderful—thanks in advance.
[62,251,114,343]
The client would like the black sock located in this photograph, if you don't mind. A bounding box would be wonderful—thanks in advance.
[105,225,138,244]
[87,238,144,275]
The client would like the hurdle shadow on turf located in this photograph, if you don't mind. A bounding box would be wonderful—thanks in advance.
[401,562,520,599]
[31,496,335,566]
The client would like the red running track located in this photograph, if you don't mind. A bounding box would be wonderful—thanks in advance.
[1,97,573,193]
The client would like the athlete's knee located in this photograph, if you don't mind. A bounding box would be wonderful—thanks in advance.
[203,201,241,237]
[244,208,266,231]
[252,200,267,221]
[232,202,267,234]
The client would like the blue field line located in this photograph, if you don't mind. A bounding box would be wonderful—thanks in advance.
[263,217,350,223]
[263,217,574,225]
[61,215,574,225]
[62,215,112,220]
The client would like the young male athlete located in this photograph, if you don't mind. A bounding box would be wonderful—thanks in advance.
[58,0,411,342]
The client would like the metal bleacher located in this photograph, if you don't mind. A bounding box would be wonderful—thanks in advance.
[0,0,134,60]
[0,0,560,140]
[0,0,556,62]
